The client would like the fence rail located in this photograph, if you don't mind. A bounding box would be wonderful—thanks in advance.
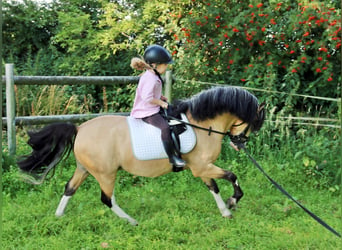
[2,113,130,126]
[2,63,340,156]
[176,78,340,102]
[2,64,173,155]
[1,75,140,86]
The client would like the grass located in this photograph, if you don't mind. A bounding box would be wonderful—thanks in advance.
[2,154,341,249]
[2,126,341,249]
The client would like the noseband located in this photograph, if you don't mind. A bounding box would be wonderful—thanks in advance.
[228,123,250,149]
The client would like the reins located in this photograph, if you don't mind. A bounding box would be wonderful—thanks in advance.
[240,144,341,238]
[166,115,229,136]
[166,114,250,146]
[167,114,341,238]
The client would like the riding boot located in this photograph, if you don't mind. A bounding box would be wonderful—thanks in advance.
[162,140,186,168]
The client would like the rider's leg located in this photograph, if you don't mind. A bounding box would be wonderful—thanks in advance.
[143,113,185,167]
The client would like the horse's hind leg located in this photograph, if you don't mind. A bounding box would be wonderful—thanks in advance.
[98,174,138,226]
[55,161,89,217]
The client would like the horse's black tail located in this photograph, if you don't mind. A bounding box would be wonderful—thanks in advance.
[17,123,78,184]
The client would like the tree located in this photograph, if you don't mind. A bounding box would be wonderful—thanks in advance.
[2,0,58,72]
[2,0,341,116]
[168,0,341,115]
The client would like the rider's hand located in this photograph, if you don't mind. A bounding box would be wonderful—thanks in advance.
[161,95,168,102]
[161,102,168,109]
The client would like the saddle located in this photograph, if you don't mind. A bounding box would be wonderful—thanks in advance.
[126,111,196,162]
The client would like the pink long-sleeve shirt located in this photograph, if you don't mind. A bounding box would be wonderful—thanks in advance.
[130,70,162,118]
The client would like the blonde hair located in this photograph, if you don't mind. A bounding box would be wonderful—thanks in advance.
[130,57,152,71]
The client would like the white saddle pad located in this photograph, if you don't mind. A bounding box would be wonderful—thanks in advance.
[127,114,196,160]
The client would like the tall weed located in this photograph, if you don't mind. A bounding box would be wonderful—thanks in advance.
[15,85,88,116]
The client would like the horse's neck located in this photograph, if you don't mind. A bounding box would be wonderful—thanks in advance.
[187,112,238,134]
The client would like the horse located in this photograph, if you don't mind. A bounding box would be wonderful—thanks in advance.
[18,86,266,225]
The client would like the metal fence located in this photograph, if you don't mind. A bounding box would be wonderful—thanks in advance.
[2,63,340,156]
[2,63,173,155]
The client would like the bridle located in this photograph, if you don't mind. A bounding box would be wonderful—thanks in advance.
[229,122,251,149]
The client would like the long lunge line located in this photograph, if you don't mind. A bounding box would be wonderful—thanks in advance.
[241,145,341,238]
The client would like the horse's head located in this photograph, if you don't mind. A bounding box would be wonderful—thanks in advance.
[228,102,266,150]
[170,86,266,149]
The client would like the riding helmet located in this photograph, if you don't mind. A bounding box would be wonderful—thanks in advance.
[143,45,174,64]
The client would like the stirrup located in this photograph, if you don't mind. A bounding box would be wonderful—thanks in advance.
[170,157,186,168]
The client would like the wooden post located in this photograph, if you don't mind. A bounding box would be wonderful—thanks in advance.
[165,70,172,102]
[6,64,16,155]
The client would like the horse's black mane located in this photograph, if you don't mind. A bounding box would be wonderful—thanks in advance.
[171,86,265,131]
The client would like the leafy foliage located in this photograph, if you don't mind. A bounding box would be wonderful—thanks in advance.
[169,0,341,115]
[2,0,340,116]
[2,0,58,72]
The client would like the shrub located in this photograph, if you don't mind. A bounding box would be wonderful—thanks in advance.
[170,0,341,116]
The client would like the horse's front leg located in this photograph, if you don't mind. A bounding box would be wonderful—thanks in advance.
[202,178,232,218]
[222,170,244,209]
[194,163,243,216]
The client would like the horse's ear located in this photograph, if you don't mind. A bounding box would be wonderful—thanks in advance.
[253,102,266,131]
[258,102,266,113]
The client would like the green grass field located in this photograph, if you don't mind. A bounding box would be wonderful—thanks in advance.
[2,146,341,250]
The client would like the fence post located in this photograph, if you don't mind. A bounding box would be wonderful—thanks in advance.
[6,64,16,156]
[165,70,172,102]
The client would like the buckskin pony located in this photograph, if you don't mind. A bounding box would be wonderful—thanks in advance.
[18,86,265,225]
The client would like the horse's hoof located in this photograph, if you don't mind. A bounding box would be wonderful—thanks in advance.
[227,197,237,210]
[223,214,233,219]
[129,220,139,226]
[55,212,64,217]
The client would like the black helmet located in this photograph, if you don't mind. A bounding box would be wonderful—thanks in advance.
[143,45,174,64]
